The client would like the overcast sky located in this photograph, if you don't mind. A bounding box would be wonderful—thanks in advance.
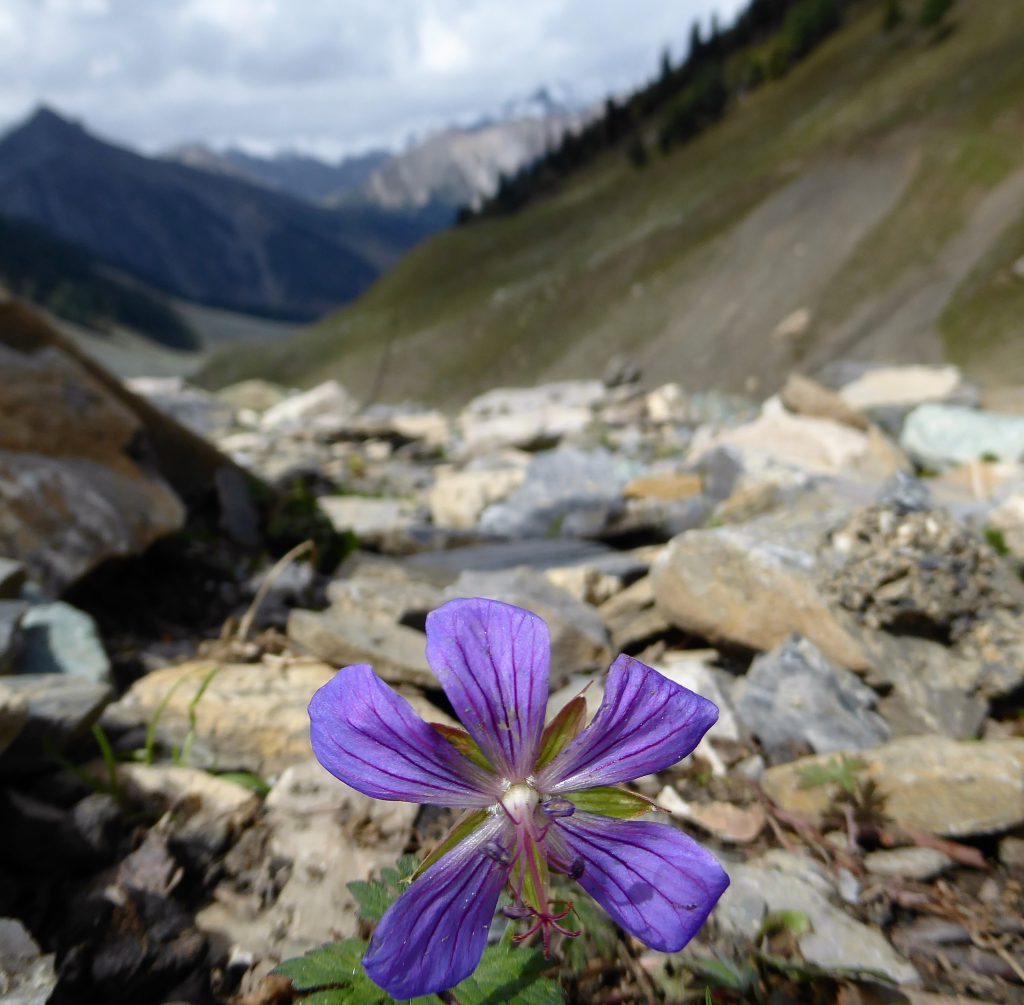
[0,0,746,160]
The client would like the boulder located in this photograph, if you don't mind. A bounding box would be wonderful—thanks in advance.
[0,342,186,593]
[260,380,358,435]
[733,636,889,761]
[652,513,870,671]
[761,736,1024,837]
[19,601,111,682]
[900,404,1024,469]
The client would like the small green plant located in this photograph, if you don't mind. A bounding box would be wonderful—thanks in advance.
[985,527,1010,556]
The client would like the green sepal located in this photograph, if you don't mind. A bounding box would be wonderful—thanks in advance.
[534,696,587,769]
[412,808,490,881]
[565,786,657,820]
[511,832,550,915]
[430,723,493,771]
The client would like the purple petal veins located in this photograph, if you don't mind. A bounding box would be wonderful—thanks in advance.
[426,598,550,780]
[308,598,731,999]
[537,654,720,793]
[308,663,499,806]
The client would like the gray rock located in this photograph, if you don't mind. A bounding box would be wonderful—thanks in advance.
[20,602,111,682]
[715,857,919,985]
[287,608,435,688]
[900,403,1024,469]
[326,558,444,626]
[877,471,934,514]
[127,377,236,438]
[0,600,28,674]
[0,558,26,599]
[599,576,671,652]
[0,674,113,773]
[402,538,618,581]
[0,917,57,1005]
[479,447,638,539]
[445,566,612,678]
[260,380,358,435]
[864,847,953,881]
[196,761,417,961]
[317,495,421,547]
[734,635,889,761]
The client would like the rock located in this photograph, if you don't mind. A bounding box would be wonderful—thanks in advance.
[0,557,26,599]
[444,566,612,678]
[734,636,889,761]
[691,397,908,481]
[714,856,919,985]
[325,556,444,626]
[260,380,358,435]
[652,514,870,671]
[402,538,619,579]
[287,608,435,689]
[987,491,1024,559]
[771,307,812,341]
[863,847,953,881]
[103,659,339,776]
[0,674,113,773]
[653,651,742,744]
[838,365,968,411]
[428,465,526,530]
[779,373,869,430]
[0,917,57,1005]
[0,342,186,593]
[599,576,672,652]
[317,495,420,546]
[825,504,1024,642]
[457,380,605,453]
[215,378,289,415]
[656,787,765,844]
[999,836,1024,869]
[197,761,417,961]
[623,471,703,501]
[0,687,28,755]
[0,600,27,674]
[761,736,1024,837]
[127,377,236,438]
[479,447,637,539]
[900,404,1024,469]
[19,601,111,682]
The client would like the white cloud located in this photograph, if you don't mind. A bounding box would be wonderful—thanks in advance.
[0,0,747,158]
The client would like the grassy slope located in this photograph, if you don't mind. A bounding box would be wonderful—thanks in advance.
[199,0,1024,404]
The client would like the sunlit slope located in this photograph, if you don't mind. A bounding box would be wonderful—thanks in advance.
[199,0,1024,404]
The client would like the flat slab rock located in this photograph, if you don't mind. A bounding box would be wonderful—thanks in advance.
[761,735,1024,837]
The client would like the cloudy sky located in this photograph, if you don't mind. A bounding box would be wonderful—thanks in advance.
[0,0,744,159]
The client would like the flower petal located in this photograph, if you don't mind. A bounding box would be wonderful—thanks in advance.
[426,598,550,780]
[538,654,718,792]
[309,664,498,806]
[549,811,729,951]
[363,814,511,998]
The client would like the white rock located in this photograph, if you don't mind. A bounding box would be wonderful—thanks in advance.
[428,466,525,529]
[839,365,964,410]
[260,380,358,435]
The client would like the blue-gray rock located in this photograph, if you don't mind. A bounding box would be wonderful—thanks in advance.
[901,403,1024,469]
[479,447,639,538]
[20,602,111,683]
[0,600,28,675]
[734,635,889,761]
[0,558,27,599]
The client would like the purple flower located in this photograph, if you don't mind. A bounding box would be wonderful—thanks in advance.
[308,597,729,999]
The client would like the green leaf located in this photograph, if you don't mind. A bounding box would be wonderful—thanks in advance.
[215,770,271,795]
[565,786,656,819]
[797,756,866,795]
[758,909,812,941]
[412,809,489,880]
[452,943,562,1004]
[534,697,587,769]
[431,723,493,771]
[348,856,419,921]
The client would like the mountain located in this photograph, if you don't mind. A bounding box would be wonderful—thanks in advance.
[349,111,587,212]
[198,0,1024,403]
[0,108,442,320]
[165,144,389,204]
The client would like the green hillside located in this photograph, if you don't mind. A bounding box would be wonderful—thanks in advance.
[199,0,1024,404]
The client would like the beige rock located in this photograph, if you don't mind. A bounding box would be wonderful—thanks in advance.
[761,736,1024,837]
[771,307,812,341]
[215,379,288,414]
[780,373,869,430]
[599,576,671,652]
[114,763,260,825]
[197,761,417,961]
[428,466,525,529]
[652,525,870,671]
[624,472,703,501]
[839,365,964,410]
[987,491,1024,558]
[287,608,435,689]
[103,658,446,777]
[317,495,418,543]
[657,787,765,844]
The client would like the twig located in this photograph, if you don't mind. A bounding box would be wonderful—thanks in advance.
[236,539,314,641]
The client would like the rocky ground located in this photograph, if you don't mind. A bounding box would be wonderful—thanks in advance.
[2,307,1024,1004]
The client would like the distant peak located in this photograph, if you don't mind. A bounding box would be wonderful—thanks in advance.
[24,104,83,133]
